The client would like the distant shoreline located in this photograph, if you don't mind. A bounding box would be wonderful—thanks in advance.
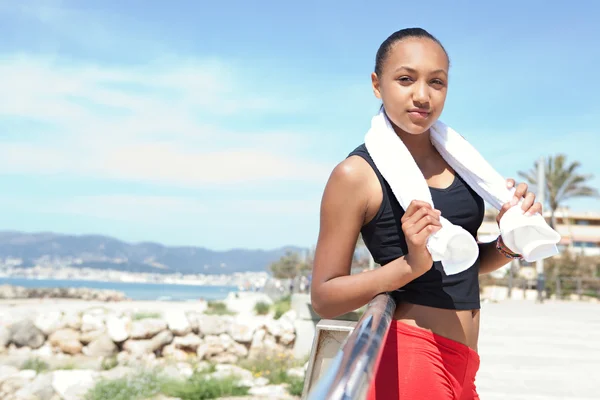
[0,274,236,287]
[0,277,240,302]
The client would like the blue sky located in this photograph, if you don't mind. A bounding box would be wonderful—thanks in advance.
[0,0,598,251]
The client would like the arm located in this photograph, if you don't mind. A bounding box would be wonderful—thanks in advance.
[478,239,511,275]
[310,158,440,319]
[478,178,543,275]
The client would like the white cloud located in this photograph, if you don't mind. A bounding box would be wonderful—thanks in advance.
[0,55,333,186]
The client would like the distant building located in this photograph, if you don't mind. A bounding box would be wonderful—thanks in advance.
[478,208,600,279]
[478,208,600,256]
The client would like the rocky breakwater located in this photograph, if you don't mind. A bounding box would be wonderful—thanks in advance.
[0,299,303,399]
[0,284,128,302]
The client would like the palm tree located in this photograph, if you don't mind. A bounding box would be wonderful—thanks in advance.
[518,154,599,228]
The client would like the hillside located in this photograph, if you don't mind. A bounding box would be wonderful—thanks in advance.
[0,231,306,274]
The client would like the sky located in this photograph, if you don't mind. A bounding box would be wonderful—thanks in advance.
[0,0,599,251]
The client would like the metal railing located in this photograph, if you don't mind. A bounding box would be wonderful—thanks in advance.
[306,293,397,400]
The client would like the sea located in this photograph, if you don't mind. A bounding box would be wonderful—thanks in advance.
[0,277,237,302]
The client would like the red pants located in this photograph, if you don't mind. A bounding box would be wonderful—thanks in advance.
[367,320,480,400]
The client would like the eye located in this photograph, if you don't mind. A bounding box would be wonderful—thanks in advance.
[397,76,413,84]
[431,79,446,87]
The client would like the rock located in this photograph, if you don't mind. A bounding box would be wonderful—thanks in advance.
[52,370,98,400]
[33,343,54,357]
[172,333,202,351]
[83,334,118,357]
[228,321,257,344]
[0,376,30,399]
[106,315,130,342]
[279,332,296,346]
[14,372,54,400]
[218,334,248,358]
[80,313,105,332]
[130,318,167,339]
[197,314,232,336]
[0,365,19,382]
[0,285,126,301]
[62,312,82,331]
[48,329,82,355]
[9,320,45,349]
[123,330,173,356]
[165,311,191,336]
[79,329,105,344]
[162,344,188,361]
[0,326,10,348]
[209,353,238,364]
[34,311,65,336]
[196,335,225,360]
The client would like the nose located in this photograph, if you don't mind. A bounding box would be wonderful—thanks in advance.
[412,80,430,105]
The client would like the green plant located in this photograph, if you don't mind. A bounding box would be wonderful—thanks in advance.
[162,372,249,400]
[132,311,162,321]
[205,301,235,315]
[273,295,291,319]
[101,356,119,370]
[85,371,163,400]
[287,376,305,396]
[240,352,301,385]
[254,301,271,315]
[21,358,49,373]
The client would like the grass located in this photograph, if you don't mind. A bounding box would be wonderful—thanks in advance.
[85,367,250,400]
[21,358,49,373]
[273,295,291,319]
[204,301,235,315]
[240,352,302,385]
[101,356,119,370]
[287,376,305,396]
[254,301,271,315]
[131,311,162,320]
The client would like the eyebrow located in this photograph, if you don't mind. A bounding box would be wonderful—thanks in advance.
[395,66,448,76]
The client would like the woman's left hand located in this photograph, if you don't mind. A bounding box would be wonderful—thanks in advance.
[496,178,543,224]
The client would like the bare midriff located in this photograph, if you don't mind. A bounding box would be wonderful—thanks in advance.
[393,302,480,351]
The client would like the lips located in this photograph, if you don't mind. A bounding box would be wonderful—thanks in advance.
[407,109,430,119]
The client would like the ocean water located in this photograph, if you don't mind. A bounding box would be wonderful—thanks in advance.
[0,277,237,301]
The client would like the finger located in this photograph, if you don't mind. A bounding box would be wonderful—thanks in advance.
[512,182,528,204]
[406,213,442,236]
[403,201,432,220]
[406,207,440,228]
[521,192,536,212]
[525,201,543,216]
[497,202,512,222]
[413,223,442,245]
[506,178,515,189]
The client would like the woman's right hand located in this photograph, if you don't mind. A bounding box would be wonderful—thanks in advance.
[401,200,442,275]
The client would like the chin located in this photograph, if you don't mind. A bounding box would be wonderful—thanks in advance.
[398,120,432,135]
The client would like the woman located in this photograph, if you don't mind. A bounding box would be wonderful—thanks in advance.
[310,27,541,400]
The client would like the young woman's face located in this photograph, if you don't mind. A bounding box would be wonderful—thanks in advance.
[372,38,449,135]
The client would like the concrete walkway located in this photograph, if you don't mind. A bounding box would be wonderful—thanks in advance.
[476,300,600,400]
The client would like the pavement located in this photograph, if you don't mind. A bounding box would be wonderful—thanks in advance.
[475,299,600,400]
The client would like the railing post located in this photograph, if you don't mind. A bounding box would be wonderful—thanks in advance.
[306,293,396,400]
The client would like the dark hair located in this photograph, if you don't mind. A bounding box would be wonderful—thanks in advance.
[374,28,449,76]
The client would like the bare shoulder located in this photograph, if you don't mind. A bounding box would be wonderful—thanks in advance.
[320,155,380,224]
[326,155,375,191]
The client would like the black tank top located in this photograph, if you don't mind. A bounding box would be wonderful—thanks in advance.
[348,144,485,310]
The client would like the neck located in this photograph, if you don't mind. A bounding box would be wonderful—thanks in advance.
[393,126,437,162]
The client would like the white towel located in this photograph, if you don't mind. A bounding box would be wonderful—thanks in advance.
[364,108,561,275]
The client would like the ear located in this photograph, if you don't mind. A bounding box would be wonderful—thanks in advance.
[371,72,382,99]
